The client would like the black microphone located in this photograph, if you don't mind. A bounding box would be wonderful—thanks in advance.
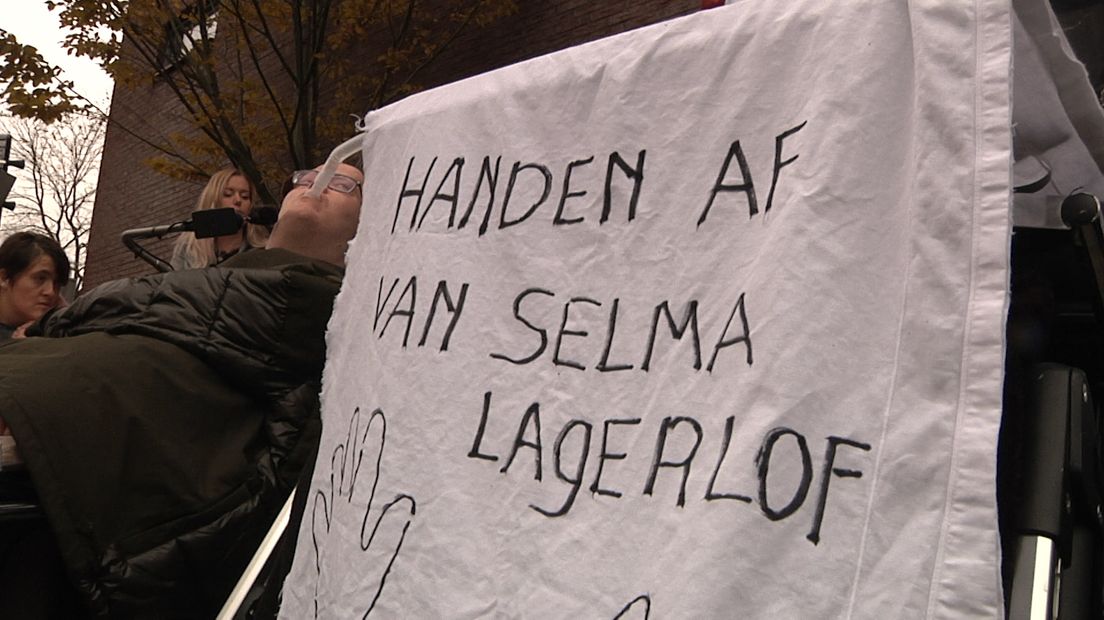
[191,208,244,239]
[190,205,279,238]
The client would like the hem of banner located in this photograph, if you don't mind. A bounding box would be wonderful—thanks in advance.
[927,0,1013,618]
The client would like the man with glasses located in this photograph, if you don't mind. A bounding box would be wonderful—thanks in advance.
[267,163,364,267]
[0,161,364,617]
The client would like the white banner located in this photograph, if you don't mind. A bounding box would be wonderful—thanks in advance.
[281,0,1012,617]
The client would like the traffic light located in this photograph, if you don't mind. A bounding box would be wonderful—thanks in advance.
[0,170,13,208]
[0,133,23,217]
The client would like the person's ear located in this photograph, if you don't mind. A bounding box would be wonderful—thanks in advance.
[0,270,8,289]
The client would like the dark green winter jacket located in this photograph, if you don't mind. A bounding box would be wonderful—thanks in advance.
[0,248,342,618]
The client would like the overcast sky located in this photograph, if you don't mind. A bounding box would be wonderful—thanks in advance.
[1,2,113,236]
[4,1,114,107]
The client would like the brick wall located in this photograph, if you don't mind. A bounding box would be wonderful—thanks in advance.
[83,79,208,286]
[83,1,702,288]
[417,0,699,87]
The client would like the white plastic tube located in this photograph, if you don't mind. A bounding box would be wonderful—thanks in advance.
[304,133,366,198]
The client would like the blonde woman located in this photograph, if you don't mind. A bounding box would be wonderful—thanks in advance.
[170,168,269,269]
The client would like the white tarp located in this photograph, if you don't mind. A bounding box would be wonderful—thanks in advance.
[280,0,1012,617]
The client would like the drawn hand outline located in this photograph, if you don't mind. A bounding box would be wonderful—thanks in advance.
[310,406,416,619]
[612,594,651,620]
[309,406,648,619]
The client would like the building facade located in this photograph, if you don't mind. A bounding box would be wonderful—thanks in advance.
[83,1,701,288]
[83,1,1104,289]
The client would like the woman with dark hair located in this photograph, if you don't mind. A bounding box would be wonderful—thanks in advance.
[0,232,70,341]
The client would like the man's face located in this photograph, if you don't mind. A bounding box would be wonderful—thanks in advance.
[278,163,364,253]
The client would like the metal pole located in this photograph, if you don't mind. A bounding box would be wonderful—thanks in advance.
[216,488,296,619]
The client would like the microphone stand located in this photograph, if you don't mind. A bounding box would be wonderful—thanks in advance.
[120,206,278,272]
[120,221,194,273]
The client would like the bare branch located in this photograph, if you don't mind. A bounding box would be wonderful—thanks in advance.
[0,113,103,289]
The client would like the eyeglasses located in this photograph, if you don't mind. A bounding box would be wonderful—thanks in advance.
[290,169,362,194]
